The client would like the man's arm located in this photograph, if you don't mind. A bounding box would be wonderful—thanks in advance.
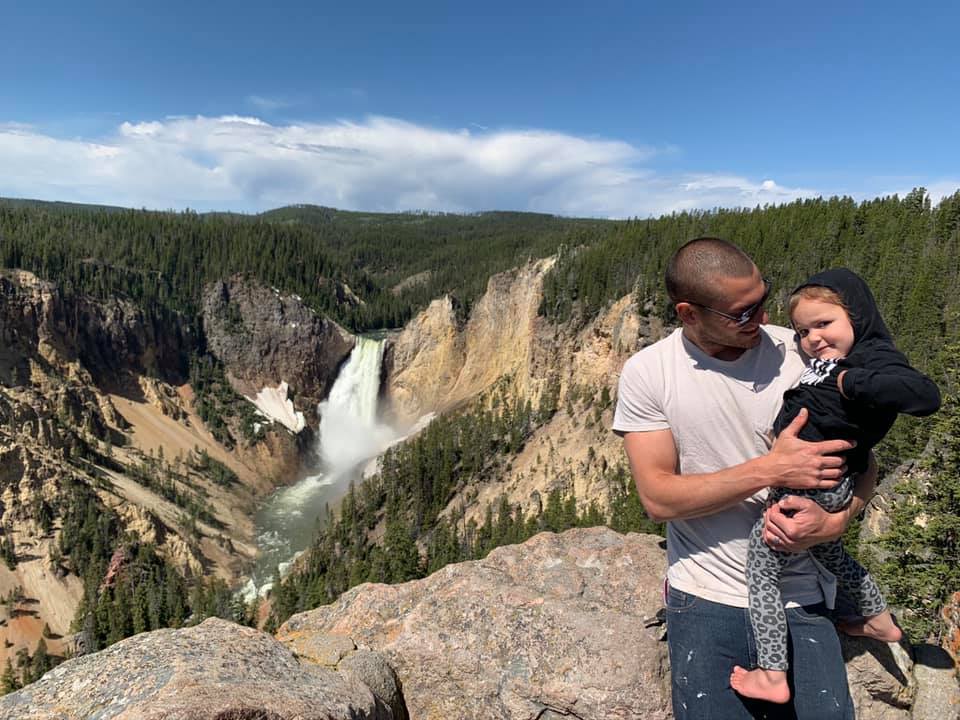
[622,408,855,522]
[762,451,877,552]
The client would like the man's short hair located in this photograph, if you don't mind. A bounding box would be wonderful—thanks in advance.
[665,237,757,305]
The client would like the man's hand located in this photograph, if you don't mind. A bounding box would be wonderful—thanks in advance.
[763,452,875,552]
[763,408,854,491]
[762,495,849,552]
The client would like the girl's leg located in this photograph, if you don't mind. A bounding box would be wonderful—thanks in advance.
[731,519,791,703]
[810,540,902,642]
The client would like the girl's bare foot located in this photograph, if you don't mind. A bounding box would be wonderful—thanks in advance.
[838,610,902,643]
[730,666,791,704]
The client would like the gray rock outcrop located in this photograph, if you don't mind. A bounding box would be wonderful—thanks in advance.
[202,275,354,416]
[3,528,953,719]
[279,527,956,720]
[0,617,402,719]
[279,529,674,720]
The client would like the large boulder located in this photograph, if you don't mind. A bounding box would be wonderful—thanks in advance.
[279,529,673,720]
[0,617,402,719]
[3,529,953,719]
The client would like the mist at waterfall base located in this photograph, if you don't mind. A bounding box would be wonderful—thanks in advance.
[241,338,400,599]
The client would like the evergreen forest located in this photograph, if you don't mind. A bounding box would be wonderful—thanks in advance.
[0,198,604,331]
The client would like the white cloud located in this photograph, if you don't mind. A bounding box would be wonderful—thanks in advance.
[926,182,960,204]
[0,113,953,217]
[670,175,820,211]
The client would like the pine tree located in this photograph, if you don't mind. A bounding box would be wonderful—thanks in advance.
[1,658,19,695]
[872,344,960,640]
[29,638,52,683]
[383,515,421,584]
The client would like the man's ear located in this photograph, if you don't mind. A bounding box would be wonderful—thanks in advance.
[675,302,697,325]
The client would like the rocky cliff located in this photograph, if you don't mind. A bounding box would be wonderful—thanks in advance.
[383,259,553,425]
[383,260,664,526]
[5,528,955,719]
[1,269,194,391]
[202,275,355,417]
[0,270,310,670]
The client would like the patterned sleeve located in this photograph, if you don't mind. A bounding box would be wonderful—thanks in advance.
[612,352,670,435]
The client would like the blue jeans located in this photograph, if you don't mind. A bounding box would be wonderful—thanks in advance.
[666,586,855,719]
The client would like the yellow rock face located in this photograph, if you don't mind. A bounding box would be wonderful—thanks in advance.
[383,256,669,530]
[384,259,555,426]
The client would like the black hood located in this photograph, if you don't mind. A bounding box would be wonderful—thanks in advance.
[793,267,894,364]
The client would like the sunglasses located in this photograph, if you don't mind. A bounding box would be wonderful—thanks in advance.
[687,279,771,327]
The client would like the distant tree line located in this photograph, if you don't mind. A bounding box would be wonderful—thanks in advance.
[0,200,603,332]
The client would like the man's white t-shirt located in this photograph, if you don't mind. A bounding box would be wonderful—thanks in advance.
[613,325,833,608]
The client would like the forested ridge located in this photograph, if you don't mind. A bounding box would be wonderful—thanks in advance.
[0,198,603,331]
[259,205,607,327]
[5,190,957,359]
[2,188,960,675]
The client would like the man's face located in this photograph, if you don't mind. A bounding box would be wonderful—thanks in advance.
[683,269,769,356]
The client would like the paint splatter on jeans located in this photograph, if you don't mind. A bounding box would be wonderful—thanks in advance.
[666,586,854,719]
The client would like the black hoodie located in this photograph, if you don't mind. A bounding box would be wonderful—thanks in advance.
[772,268,941,474]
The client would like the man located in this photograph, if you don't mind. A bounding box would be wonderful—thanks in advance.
[613,238,874,719]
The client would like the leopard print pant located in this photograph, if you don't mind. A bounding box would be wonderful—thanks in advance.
[746,477,887,670]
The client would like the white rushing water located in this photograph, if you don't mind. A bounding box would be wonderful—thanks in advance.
[317,337,398,472]
[242,336,399,599]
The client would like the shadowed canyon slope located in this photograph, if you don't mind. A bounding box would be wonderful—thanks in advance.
[0,270,350,666]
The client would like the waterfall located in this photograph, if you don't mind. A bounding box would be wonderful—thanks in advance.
[243,335,396,599]
[317,336,397,473]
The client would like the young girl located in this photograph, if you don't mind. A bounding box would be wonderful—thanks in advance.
[730,268,941,704]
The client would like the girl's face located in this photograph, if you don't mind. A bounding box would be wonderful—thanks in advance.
[791,297,855,360]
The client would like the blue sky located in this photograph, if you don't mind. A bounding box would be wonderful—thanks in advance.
[1,0,957,216]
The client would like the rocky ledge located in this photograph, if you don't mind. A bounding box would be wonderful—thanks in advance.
[4,528,957,719]
[1,618,404,720]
